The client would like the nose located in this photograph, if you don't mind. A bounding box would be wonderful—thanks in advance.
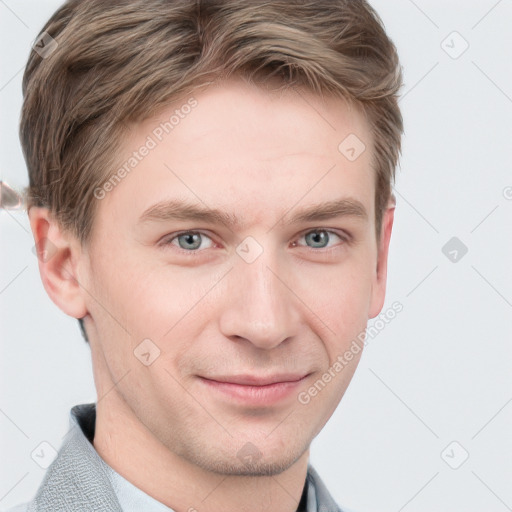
[217,246,301,350]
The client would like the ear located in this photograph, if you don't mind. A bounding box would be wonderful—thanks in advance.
[28,207,88,319]
[368,198,395,319]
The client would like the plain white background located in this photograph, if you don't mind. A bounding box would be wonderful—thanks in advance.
[1,1,511,511]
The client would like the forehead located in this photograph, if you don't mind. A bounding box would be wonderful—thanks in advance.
[93,77,375,234]
[164,78,369,155]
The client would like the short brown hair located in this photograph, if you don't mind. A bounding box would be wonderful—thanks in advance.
[21,0,403,244]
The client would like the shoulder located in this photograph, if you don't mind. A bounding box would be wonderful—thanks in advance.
[5,403,121,512]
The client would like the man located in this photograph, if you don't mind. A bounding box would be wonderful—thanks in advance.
[11,0,403,510]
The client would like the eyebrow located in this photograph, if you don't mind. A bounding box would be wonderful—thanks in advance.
[138,197,368,229]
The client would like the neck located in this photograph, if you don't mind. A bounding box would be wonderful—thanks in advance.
[93,384,310,512]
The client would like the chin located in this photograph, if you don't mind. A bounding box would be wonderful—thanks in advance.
[198,452,304,477]
[179,434,309,477]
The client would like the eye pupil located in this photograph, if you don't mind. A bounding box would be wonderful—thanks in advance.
[178,232,201,250]
[306,230,329,248]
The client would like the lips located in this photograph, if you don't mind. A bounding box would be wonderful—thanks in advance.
[198,373,311,406]
[202,373,310,386]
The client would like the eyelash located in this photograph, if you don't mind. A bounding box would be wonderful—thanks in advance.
[159,229,350,256]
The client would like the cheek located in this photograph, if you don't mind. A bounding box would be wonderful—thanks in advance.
[295,258,374,370]
[296,256,374,323]
[84,247,163,357]
[104,263,220,376]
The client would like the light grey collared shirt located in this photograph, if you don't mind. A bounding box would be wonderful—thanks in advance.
[8,403,347,512]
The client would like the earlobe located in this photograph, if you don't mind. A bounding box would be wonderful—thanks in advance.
[28,207,88,320]
[368,204,395,319]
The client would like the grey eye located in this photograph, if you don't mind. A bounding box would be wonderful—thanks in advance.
[176,232,204,250]
[304,230,335,249]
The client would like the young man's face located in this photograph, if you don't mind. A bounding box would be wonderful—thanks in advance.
[76,77,392,475]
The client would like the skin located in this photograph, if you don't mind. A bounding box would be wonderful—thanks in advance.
[29,76,394,512]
